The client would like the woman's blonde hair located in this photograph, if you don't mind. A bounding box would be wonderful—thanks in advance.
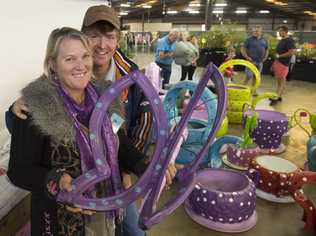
[187,35,198,46]
[227,46,236,53]
[43,27,91,78]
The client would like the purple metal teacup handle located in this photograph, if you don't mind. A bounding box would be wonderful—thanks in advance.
[57,107,117,204]
[58,71,170,210]
[139,63,227,229]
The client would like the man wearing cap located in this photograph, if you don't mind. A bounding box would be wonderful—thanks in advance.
[155,30,179,89]
[241,26,269,92]
[6,5,150,236]
[75,5,157,236]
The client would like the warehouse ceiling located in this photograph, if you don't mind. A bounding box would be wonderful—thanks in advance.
[109,0,316,20]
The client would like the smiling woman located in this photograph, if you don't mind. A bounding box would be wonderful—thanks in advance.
[46,29,93,104]
[6,27,150,236]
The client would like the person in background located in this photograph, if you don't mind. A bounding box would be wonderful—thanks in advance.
[241,26,269,93]
[223,46,236,84]
[155,30,179,89]
[286,54,296,81]
[179,35,199,81]
[6,5,169,236]
[126,31,135,51]
[270,25,296,106]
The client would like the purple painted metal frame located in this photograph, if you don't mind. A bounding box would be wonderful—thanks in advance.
[57,63,227,229]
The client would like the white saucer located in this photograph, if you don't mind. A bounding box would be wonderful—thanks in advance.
[256,189,295,203]
[259,143,286,155]
[222,154,248,171]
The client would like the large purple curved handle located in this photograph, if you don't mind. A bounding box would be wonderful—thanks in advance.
[57,63,227,230]
[58,71,170,210]
[139,63,227,229]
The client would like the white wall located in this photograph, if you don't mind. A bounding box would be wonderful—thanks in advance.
[302,21,316,31]
[126,22,172,32]
[0,0,105,142]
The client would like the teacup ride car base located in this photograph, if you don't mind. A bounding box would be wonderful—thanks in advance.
[244,110,288,155]
[184,169,257,233]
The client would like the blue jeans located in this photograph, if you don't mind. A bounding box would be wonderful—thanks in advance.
[245,61,263,79]
[123,203,145,236]
[156,62,172,89]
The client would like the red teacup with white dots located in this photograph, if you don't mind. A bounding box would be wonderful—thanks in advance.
[251,155,316,231]
[251,155,298,197]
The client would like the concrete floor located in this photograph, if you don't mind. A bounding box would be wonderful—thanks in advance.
[133,51,316,236]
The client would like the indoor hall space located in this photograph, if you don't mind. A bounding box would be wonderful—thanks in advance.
[131,50,316,236]
[1,0,316,235]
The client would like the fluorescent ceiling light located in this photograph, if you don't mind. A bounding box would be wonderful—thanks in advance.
[142,5,152,8]
[212,10,224,14]
[189,10,200,14]
[265,0,288,6]
[215,3,227,7]
[259,10,270,14]
[189,3,201,7]
[120,3,130,7]
[235,10,247,14]
[304,10,316,16]
[274,1,288,6]
[167,10,178,14]
[201,24,206,31]
[119,12,128,15]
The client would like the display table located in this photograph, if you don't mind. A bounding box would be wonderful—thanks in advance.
[0,139,30,235]
[291,59,316,82]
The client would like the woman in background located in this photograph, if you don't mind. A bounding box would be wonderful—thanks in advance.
[180,35,199,81]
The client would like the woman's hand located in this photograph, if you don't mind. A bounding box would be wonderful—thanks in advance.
[164,163,184,188]
[12,98,28,119]
[165,164,177,186]
[59,173,73,192]
[59,173,95,215]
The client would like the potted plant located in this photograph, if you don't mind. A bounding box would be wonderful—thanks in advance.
[292,42,316,82]
[198,29,227,67]
[197,25,247,67]
[226,112,260,169]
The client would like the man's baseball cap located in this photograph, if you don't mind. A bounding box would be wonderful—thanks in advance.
[82,5,120,30]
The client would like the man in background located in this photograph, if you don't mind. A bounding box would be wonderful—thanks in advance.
[241,26,269,93]
[155,30,179,89]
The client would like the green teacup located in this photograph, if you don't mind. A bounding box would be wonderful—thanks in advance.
[310,113,316,133]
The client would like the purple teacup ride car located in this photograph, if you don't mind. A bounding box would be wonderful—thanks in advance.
[185,169,257,233]
[223,144,260,170]
[243,110,288,154]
